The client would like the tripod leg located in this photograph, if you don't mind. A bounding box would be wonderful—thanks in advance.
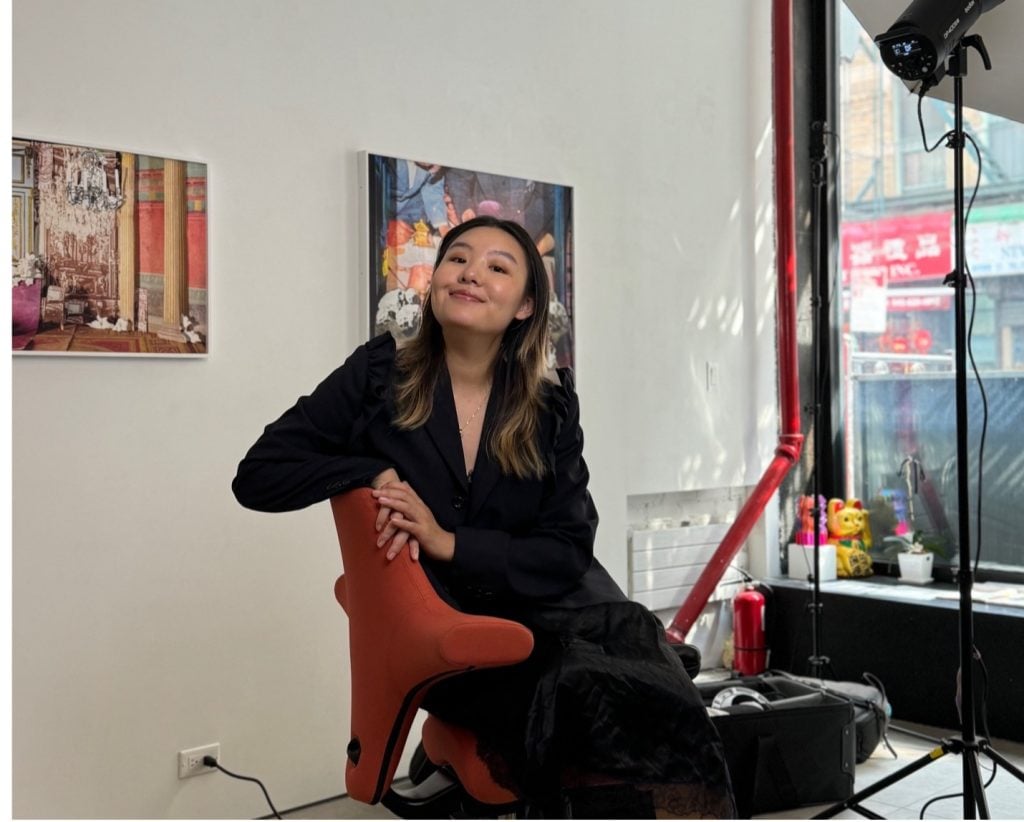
[963,750,990,819]
[846,804,885,820]
[812,743,951,819]
[981,742,1024,783]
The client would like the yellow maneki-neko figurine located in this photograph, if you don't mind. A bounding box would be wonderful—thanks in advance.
[827,498,874,577]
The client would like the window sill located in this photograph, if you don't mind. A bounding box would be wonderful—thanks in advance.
[768,573,1024,619]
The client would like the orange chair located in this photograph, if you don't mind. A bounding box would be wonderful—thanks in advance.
[330,489,533,812]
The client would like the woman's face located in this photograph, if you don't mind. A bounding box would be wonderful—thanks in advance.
[429,226,535,337]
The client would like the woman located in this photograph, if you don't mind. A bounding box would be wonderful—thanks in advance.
[233,216,735,818]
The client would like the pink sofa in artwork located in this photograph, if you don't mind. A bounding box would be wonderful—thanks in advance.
[12,280,43,350]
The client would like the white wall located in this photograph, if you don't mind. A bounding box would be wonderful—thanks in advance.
[12,0,776,817]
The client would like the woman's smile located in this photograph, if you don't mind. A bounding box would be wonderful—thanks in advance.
[449,288,484,302]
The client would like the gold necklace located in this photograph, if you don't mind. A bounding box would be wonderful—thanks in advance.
[457,389,490,438]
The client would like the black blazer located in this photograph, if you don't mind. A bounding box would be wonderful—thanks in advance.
[232,333,625,612]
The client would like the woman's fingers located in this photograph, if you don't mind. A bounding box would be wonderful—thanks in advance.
[373,481,411,537]
[377,514,400,546]
[387,513,423,538]
[386,529,410,561]
[375,504,392,533]
[373,482,406,533]
[374,484,409,501]
[380,518,422,559]
[374,488,422,518]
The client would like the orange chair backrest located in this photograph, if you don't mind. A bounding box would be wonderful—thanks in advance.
[330,488,533,804]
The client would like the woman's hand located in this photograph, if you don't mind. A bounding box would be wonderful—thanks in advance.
[371,481,455,563]
[371,469,420,559]
[372,469,401,536]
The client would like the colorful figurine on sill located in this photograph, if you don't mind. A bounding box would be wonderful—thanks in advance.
[827,498,873,577]
[795,494,829,546]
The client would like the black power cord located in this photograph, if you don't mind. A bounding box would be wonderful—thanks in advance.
[203,755,283,819]
[916,91,990,577]
[917,759,997,820]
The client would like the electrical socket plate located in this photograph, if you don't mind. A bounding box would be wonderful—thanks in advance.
[178,743,220,778]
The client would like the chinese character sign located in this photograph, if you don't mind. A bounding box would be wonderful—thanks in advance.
[842,212,953,286]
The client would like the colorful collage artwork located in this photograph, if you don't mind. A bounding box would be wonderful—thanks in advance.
[364,153,575,368]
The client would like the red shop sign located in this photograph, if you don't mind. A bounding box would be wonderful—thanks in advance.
[842,213,952,286]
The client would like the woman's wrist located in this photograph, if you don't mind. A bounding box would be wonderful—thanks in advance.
[372,467,399,489]
[431,530,456,562]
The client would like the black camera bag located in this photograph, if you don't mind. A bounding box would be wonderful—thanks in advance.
[770,670,893,763]
[699,675,856,817]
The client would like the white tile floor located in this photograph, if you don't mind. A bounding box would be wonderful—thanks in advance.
[285,722,1024,819]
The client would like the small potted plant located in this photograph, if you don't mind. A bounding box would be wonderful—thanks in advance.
[896,531,934,584]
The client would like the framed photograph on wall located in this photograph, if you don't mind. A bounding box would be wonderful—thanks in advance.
[11,137,208,356]
[361,152,574,368]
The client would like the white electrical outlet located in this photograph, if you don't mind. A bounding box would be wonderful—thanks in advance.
[178,743,220,778]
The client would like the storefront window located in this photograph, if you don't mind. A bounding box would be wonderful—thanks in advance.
[838,3,1024,576]
[898,94,948,191]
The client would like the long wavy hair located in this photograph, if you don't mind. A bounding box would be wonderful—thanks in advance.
[393,216,552,479]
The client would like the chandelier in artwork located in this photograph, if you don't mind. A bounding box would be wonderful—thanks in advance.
[65,149,124,212]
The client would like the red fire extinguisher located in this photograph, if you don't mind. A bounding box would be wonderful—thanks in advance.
[733,584,768,675]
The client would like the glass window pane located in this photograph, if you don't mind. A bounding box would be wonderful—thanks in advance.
[899,95,948,191]
[838,2,1024,576]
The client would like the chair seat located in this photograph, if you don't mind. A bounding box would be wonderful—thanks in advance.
[421,715,520,805]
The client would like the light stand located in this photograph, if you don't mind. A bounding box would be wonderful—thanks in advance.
[815,35,1024,820]
[800,0,840,683]
[806,120,831,681]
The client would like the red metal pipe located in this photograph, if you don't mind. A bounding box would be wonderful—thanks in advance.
[667,0,804,644]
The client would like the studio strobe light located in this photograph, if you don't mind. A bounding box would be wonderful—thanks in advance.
[874,0,1005,87]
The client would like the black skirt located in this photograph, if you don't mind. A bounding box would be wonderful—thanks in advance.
[420,599,736,814]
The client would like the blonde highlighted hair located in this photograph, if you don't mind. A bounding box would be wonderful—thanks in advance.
[393,216,552,479]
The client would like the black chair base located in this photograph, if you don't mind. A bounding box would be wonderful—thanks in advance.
[383,768,523,819]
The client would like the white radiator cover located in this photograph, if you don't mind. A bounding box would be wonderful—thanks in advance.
[630,524,748,611]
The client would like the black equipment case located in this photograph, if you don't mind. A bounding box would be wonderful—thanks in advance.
[699,675,856,818]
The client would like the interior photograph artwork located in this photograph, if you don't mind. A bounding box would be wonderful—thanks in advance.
[11,138,208,356]
[9,0,1024,821]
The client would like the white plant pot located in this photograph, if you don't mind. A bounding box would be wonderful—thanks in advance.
[787,543,838,581]
[898,551,934,584]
